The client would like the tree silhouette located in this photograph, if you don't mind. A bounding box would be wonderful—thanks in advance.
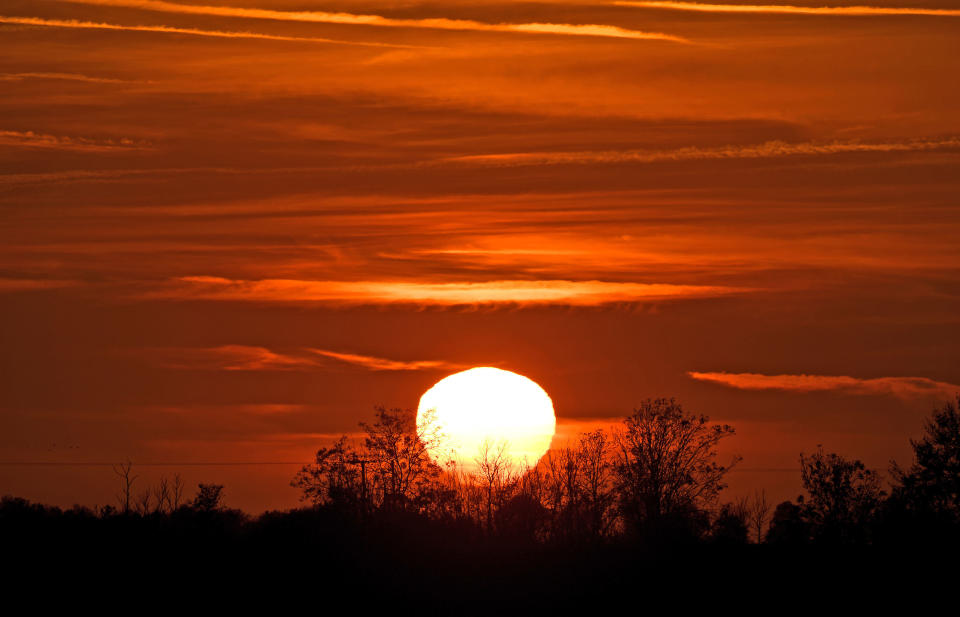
[749,490,771,543]
[192,484,225,512]
[765,500,809,545]
[886,396,960,542]
[475,439,518,531]
[799,446,885,544]
[891,396,960,522]
[612,398,739,539]
[292,436,363,510]
[536,429,616,542]
[293,407,451,516]
[112,460,137,514]
[361,406,446,511]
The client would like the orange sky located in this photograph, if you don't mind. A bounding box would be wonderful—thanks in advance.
[2,0,959,512]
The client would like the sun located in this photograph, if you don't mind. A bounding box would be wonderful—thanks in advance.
[416,367,556,472]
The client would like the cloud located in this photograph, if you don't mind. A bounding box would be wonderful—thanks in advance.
[688,371,960,399]
[152,276,746,306]
[442,137,960,168]
[0,130,149,152]
[615,2,960,17]
[0,15,416,48]
[307,348,467,371]
[0,278,80,291]
[145,345,464,372]
[58,0,690,42]
[0,72,139,83]
[149,345,321,371]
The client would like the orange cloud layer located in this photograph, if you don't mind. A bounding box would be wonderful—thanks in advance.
[617,2,960,17]
[0,15,412,47]
[307,349,467,371]
[157,276,745,306]
[59,0,690,42]
[0,72,137,83]
[0,130,148,152]
[0,278,80,291]
[688,371,960,399]
[444,138,960,167]
[149,345,321,371]
[146,345,466,372]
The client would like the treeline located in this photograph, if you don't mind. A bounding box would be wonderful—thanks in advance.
[4,396,959,552]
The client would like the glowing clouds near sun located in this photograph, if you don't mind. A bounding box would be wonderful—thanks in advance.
[416,367,556,472]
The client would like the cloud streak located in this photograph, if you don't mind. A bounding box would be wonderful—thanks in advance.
[58,0,690,42]
[149,345,321,371]
[153,276,746,306]
[616,1,960,17]
[0,278,80,292]
[146,345,463,372]
[0,129,148,152]
[307,349,466,371]
[442,137,960,168]
[688,371,960,399]
[0,72,139,83]
[0,15,416,47]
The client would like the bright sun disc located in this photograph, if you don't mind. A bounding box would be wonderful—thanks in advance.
[417,367,556,472]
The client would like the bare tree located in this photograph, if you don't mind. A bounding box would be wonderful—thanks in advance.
[749,489,771,543]
[293,407,450,515]
[113,460,137,514]
[171,473,185,510]
[292,437,362,509]
[153,477,171,514]
[134,488,152,515]
[613,398,740,536]
[361,406,444,509]
[475,439,518,531]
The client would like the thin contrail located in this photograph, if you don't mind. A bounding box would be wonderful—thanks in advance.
[615,1,960,17]
[56,0,691,42]
[0,15,423,47]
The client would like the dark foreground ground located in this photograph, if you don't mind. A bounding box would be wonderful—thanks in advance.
[3,504,954,612]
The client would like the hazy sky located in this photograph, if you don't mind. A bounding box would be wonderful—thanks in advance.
[2,0,959,512]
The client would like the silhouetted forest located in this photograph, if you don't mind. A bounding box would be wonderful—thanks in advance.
[5,397,960,605]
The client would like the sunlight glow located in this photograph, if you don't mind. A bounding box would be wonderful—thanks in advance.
[417,367,556,472]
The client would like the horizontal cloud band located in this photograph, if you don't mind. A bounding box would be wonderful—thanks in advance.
[689,371,960,399]
[155,276,745,306]
[146,345,465,372]
[0,15,416,47]
[58,0,689,42]
[443,137,960,167]
[616,2,960,17]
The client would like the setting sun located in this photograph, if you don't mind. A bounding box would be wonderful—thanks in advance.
[416,367,556,471]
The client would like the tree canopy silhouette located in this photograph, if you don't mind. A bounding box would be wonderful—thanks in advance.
[798,447,884,544]
[612,397,739,540]
[887,396,960,541]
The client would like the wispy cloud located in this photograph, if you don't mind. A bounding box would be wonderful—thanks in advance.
[0,278,80,291]
[58,0,690,42]
[688,371,960,399]
[0,72,139,83]
[616,1,960,17]
[152,276,746,306]
[0,130,149,152]
[443,137,960,168]
[308,348,467,371]
[145,345,463,372]
[0,15,416,47]
[149,345,321,371]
